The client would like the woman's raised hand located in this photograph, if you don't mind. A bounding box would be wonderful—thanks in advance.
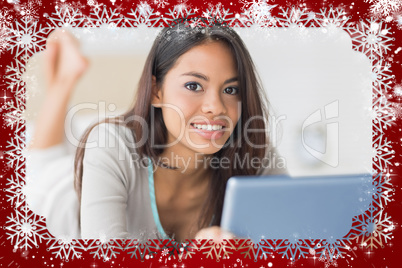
[29,29,88,149]
[44,29,88,94]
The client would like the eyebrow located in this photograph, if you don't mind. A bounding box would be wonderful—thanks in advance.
[181,72,238,85]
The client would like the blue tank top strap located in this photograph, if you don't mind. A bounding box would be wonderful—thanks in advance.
[147,158,169,239]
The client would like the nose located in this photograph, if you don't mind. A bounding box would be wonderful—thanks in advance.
[201,90,227,115]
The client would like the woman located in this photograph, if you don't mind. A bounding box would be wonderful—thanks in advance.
[26,22,285,242]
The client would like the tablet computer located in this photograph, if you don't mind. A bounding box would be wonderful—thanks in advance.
[220,174,372,242]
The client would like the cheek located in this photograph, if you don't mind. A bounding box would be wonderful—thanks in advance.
[161,98,196,127]
[226,99,242,125]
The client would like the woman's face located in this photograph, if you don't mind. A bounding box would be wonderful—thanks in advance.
[152,41,241,156]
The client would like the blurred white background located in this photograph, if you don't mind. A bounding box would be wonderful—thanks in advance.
[24,26,372,176]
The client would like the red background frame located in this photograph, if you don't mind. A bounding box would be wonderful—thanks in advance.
[0,0,401,267]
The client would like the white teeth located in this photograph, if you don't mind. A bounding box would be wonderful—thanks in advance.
[193,124,223,131]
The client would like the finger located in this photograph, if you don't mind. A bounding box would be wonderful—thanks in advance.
[43,39,59,86]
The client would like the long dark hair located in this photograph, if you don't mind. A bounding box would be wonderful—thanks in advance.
[74,21,270,230]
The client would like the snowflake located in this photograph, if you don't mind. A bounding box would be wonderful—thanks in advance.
[201,3,235,25]
[7,17,50,60]
[47,237,88,260]
[153,0,169,9]
[5,126,26,169]
[242,239,275,261]
[194,239,237,261]
[241,0,277,26]
[3,100,25,130]
[161,248,169,256]
[163,240,194,259]
[372,173,393,208]
[5,175,26,208]
[5,63,27,110]
[86,6,124,28]
[0,7,14,28]
[345,18,393,62]
[392,84,402,98]
[5,205,49,250]
[87,238,124,261]
[165,3,195,21]
[55,0,86,12]
[137,1,153,18]
[314,239,348,262]
[396,14,402,28]
[275,239,311,261]
[318,248,340,268]
[372,134,394,175]
[126,3,156,27]
[349,203,394,250]
[5,62,24,93]
[372,61,394,96]
[316,7,350,28]
[390,102,402,119]
[124,239,160,260]
[372,95,395,134]
[86,0,104,11]
[0,27,11,54]
[47,5,85,28]
[14,0,42,21]
[276,7,312,27]
[365,0,402,18]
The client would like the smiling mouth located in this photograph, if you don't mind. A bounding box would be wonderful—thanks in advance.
[190,123,225,131]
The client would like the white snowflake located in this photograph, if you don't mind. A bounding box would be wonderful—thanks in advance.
[203,3,233,23]
[0,7,14,28]
[47,5,85,28]
[14,0,42,21]
[137,1,153,18]
[315,239,347,263]
[390,102,402,119]
[345,18,393,62]
[125,239,160,260]
[5,62,24,92]
[86,6,123,28]
[392,84,402,98]
[165,3,194,21]
[5,205,49,250]
[7,17,49,59]
[396,14,402,28]
[275,239,311,260]
[3,100,25,130]
[372,95,395,134]
[153,0,169,9]
[372,134,394,173]
[87,238,124,261]
[126,3,156,27]
[372,61,394,95]
[317,248,340,268]
[5,62,27,109]
[5,174,26,208]
[241,0,277,26]
[275,7,313,27]
[5,127,26,170]
[349,203,394,249]
[252,240,275,261]
[316,7,350,28]
[47,237,88,260]
[0,27,10,54]
[365,0,402,18]
[372,172,393,208]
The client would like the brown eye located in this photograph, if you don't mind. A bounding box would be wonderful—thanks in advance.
[223,87,239,95]
[185,82,203,92]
